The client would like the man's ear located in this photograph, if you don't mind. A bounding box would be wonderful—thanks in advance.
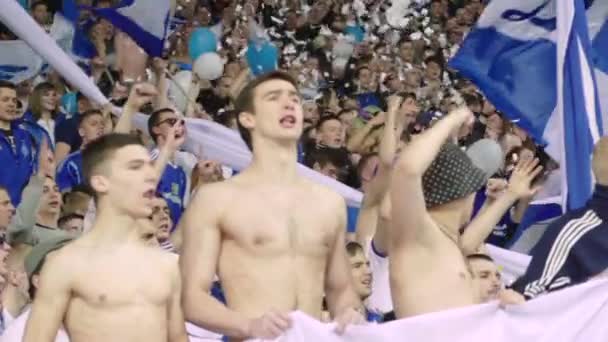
[90,175,109,195]
[238,111,255,130]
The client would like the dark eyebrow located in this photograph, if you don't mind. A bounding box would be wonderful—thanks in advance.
[127,159,147,167]
[262,89,300,100]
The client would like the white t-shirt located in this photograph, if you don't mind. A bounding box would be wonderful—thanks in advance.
[366,240,393,314]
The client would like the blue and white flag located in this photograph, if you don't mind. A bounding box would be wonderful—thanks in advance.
[91,0,171,57]
[0,40,44,83]
[450,0,607,211]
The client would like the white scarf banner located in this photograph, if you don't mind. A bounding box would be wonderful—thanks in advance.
[250,279,608,342]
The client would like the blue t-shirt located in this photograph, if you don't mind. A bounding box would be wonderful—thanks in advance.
[56,150,83,192]
[156,162,187,228]
[0,122,38,205]
[55,115,82,153]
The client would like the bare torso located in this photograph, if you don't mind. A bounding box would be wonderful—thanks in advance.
[213,176,341,319]
[61,238,177,342]
[389,225,477,318]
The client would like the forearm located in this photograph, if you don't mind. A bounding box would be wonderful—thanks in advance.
[113,105,136,134]
[183,292,250,339]
[10,177,43,234]
[154,145,172,181]
[326,287,363,319]
[512,197,532,223]
[379,111,397,166]
[396,111,466,175]
[461,193,518,255]
[155,72,169,110]
[229,67,250,101]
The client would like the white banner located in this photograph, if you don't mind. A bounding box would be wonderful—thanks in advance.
[250,279,608,342]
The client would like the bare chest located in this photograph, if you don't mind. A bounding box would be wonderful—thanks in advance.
[71,254,172,308]
[221,191,336,256]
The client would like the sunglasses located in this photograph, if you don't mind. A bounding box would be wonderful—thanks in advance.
[155,118,185,127]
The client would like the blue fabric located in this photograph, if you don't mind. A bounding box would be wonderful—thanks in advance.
[55,115,82,152]
[472,189,518,248]
[156,163,187,228]
[366,309,383,323]
[56,150,83,192]
[21,110,66,150]
[356,92,381,110]
[511,185,608,298]
[346,206,359,233]
[0,122,38,205]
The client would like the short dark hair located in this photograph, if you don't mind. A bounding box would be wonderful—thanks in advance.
[316,115,341,131]
[346,241,365,257]
[78,109,103,128]
[81,133,143,198]
[234,71,299,151]
[304,147,349,173]
[0,80,16,92]
[397,92,417,102]
[466,253,495,263]
[30,1,48,11]
[58,212,84,227]
[147,108,175,143]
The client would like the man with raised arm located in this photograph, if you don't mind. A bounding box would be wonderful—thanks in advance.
[180,71,363,341]
[23,131,188,342]
[389,107,538,318]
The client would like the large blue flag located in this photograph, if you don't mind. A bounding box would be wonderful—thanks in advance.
[450,0,607,211]
[90,0,171,57]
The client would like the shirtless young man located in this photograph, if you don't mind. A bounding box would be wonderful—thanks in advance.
[23,133,188,342]
[180,71,363,340]
[389,107,537,318]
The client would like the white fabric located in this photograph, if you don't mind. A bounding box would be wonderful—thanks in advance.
[249,279,608,342]
[0,308,69,342]
[36,119,56,146]
[365,241,392,314]
[1,308,15,330]
[486,244,532,286]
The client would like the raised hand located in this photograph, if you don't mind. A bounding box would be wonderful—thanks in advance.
[125,83,158,111]
[507,158,543,199]
[152,58,168,75]
[387,95,403,115]
[485,178,508,201]
[369,111,386,126]
[246,310,292,339]
[165,119,186,151]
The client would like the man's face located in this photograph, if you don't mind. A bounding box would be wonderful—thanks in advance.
[404,70,422,88]
[303,102,320,124]
[39,178,62,217]
[216,77,233,98]
[430,1,443,18]
[314,161,340,180]
[0,87,18,123]
[79,113,105,144]
[357,68,374,91]
[487,114,504,133]
[244,79,303,145]
[32,4,49,24]
[0,189,15,229]
[470,258,502,302]
[339,110,357,129]
[78,97,94,114]
[151,197,172,242]
[400,97,420,126]
[317,119,343,148]
[153,111,187,144]
[93,145,159,219]
[399,42,414,63]
[425,62,442,81]
[61,217,84,235]
[349,250,372,300]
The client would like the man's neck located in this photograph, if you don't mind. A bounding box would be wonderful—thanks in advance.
[429,209,462,240]
[40,110,52,120]
[36,212,58,228]
[249,138,298,183]
[0,120,10,130]
[89,203,146,244]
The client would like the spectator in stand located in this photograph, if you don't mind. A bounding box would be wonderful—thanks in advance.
[30,1,52,32]
[0,81,39,206]
[54,93,95,163]
[22,82,65,148]
[57,213,84,236]
[0,236,11,334]
[345,241,383,322]
[60,185,92,216]
[55,109,107,192]
[305,147,350,182]
[468,254,502,303]
[315,115,344,149]
[147,108,188,228]
[150,196,175,252]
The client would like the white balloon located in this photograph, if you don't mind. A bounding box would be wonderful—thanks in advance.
[193,52,224,81]
[169,70,192,112]
[466,139,504,180]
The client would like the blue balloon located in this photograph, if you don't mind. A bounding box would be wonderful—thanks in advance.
[344,25,365,43]
[61,92,78,115]
[246,41,278,76]
[188,28,218,60]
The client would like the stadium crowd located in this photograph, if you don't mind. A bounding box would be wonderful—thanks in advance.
[0,0,606,341]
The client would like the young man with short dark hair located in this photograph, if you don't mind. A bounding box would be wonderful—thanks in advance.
[181,71,364,340]
[467,253,502,303]
[0,80,39,206]
[24,132,188,342]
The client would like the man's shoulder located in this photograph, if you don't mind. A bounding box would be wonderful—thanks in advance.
[301,179,345,206]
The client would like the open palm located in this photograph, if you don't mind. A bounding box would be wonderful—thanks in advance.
[508,158,543,199]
